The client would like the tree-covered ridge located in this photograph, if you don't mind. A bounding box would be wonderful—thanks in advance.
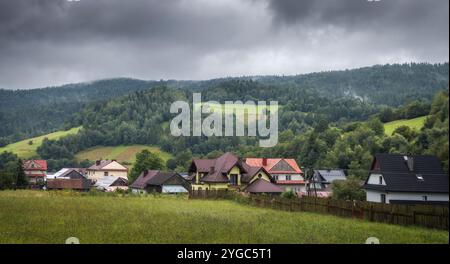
[1,63,448,146]
[0,78,157,144]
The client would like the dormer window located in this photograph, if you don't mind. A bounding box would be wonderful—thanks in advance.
[379,176,383,185]
[416,174,424,181]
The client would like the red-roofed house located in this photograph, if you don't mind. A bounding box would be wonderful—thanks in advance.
[245,158,305,193]
[23,160,47,185]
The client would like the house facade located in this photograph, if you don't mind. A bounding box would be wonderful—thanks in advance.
[363,154,449,205]
[131,170,189,194]
[86,160,128,183]
[47,178,91,191]
[188,152,282,194]
[23,160,47,185]
[245,158,304,193]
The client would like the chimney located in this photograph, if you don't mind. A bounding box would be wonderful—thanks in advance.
[262,158,268,166]
[95,160,101,166]
[209,166,215,174]
[112,159,116,162]
[143,169,149,176]
[406,156,414,172]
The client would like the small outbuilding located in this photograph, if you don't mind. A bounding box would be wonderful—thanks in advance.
[130,170,190,194]
[94,176,128,192]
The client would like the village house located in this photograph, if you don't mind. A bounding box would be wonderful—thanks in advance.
[46,178,91,191]
[46,167,91,191]
[303,169,347,197]
[188,152,282,194]
[245,158,304,193]
[86,160,128,183]
[363,154,449,205]
[95,176,128,192]
[22,160,47,185]
[130,170,189,194]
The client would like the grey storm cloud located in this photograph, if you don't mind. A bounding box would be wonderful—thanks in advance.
[0,0,448,89]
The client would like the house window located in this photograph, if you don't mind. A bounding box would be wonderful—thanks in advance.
[286,175,291,181]
[379,176,383,185]
[230,174,238,185]
[273,175,278,181]
[422,196,428,201]
[380,194,386,204]
[104,171,109,176]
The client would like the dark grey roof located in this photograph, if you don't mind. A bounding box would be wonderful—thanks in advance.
[314,169,346,183]
[131,170,185,189]
[372,153,445,174]
[364,154,449,193]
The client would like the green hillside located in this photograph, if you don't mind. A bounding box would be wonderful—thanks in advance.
[75,145,172,166]
[384,116,428,135]
[0,127,82,158]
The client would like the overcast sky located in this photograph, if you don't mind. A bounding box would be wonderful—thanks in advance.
[0,0,448,89]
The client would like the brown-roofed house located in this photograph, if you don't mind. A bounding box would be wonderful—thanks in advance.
[188,152,281,193]
[86,160,128,183]
[130,170,190,193]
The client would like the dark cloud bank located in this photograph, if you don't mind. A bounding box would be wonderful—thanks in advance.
[0,0,448,89]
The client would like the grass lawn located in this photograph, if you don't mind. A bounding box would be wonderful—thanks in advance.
[384,116,428,136]
[0,191,447,244]
[75,145,173,165]
[0,127,82,158]
[194,103,279,120]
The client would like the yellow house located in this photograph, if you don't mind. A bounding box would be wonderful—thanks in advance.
[86,160,128,183]
[187,152,282,194]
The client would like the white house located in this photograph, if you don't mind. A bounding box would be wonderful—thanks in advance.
[363,154,449,205]
[86,160,128,183]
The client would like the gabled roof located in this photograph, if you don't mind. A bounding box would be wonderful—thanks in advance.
[364,154,449,193]
[314,169,347,183]
[131,170,184,189]
[88,160,127,171]
[370,153,445,174]
[241,164,271,183]
[23,160,47,171]
[49,168,86,179]
[95,176,128,189]
[245,158,302,174]
[245,178,283,193]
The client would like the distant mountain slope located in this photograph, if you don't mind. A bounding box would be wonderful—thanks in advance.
[0,78,157,143]
[1,63,448,145]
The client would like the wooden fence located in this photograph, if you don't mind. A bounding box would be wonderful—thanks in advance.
[189,190,449,230]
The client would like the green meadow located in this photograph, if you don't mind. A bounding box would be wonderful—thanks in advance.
[384,116,428,136]
[0,127,82,158]
[0,191,447,244]
[75,145,173,166]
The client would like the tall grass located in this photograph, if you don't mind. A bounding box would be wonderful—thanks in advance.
[0,190,447,244]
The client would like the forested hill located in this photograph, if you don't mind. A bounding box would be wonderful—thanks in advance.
[0,78,157,143]
[0,63,448,146]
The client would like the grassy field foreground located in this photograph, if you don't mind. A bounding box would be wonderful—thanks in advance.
[0,191,447,244]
